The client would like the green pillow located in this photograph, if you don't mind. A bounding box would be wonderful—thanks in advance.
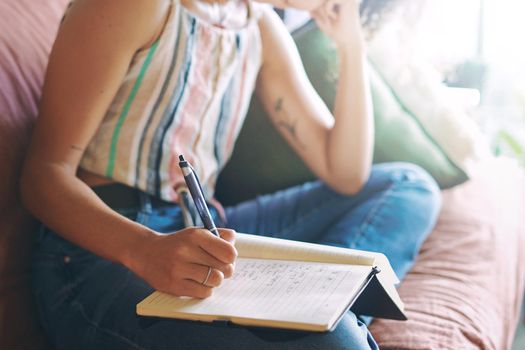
[216,21,467,205]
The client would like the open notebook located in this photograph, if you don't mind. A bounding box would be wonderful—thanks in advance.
[136,233,407,332]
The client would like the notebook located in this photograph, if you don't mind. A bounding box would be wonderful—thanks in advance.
[136,233,406,332]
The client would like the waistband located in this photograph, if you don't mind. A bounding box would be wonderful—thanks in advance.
[91,183,209,227]
[91,183,175,211]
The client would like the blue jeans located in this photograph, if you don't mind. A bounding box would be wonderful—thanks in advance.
[32,163,441,350]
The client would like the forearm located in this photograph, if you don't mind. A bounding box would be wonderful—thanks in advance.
[21,164,238,298]
[21,164,156,271]
[327,41,374,191]
[256,4,373,194]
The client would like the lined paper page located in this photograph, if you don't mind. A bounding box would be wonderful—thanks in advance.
[235,233,399,284]
[138,258,371,327]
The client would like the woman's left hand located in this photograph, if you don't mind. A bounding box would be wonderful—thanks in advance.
[311,0,364,50]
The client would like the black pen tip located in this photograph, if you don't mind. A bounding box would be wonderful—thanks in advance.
[179,155,185,162]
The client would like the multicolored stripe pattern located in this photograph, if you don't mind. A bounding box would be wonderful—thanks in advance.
[80,0,262,202]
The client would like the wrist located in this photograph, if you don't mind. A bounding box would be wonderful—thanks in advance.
[336,40,366,65]
[119,225,159,274]
[336,34,365,56]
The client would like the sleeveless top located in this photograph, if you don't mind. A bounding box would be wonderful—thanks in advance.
[79,0,262,202]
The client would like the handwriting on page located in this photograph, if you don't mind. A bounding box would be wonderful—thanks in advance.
[224,260,352,321]
[234,233,399,285]
[150,258,369,325]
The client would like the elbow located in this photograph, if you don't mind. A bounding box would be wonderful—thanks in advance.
[330,178,367,196]
[327,168,371,196]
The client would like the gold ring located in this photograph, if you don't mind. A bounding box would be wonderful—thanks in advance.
[202,266,212,286]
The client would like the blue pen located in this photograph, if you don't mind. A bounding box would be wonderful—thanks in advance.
[178,155,220,237]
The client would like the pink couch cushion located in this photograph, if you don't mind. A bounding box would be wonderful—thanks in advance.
[369,159,525,350]
[0,1,68,349]
[0,0,67,124]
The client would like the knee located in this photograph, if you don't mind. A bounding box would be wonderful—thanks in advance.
[385,162,442,242]
[391,163,441,237]
[375,163,441,211]
[374,164,442,276]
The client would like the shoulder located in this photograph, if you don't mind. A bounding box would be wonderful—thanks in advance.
[251,2,273,21]
[253,3,282,26]
[255,4,294,45]
[254,4,298,70]
[64,0,172,50]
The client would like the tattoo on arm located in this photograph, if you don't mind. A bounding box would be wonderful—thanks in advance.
[274,98,305,149]
[70,145,84,152]
[274,98,284,113]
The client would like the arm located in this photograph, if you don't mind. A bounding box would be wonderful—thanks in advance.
[256,1,373,194]
[21,0,236,298]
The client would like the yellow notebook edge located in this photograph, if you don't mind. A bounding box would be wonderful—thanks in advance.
[135,266,397,332]
[136,291,331,332]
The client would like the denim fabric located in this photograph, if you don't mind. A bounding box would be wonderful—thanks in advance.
[32,163,441,350]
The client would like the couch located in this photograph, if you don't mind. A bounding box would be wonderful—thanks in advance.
[1,1,524,349]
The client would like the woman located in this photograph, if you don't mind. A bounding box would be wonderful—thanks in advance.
[21,0,440,348]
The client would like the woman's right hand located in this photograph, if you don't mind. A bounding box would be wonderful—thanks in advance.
[130,228,237,299]
[311,0,364,51]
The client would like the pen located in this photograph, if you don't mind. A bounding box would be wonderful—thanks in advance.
[178,155,220,237]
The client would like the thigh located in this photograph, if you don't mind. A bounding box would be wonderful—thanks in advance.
[224,163,423,242]
[224,163,441,279]
[224,179,372,244]
[33,211,377,349]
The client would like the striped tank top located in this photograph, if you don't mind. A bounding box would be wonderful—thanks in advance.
[80,0,262,202]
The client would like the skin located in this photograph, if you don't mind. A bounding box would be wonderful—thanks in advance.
[21,0,372,299]
[258,0,372,194]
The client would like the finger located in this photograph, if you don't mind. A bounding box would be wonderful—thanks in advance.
[312,6,328,20]
[182,243,234,276]
[194,229,237,264]
[218,228,236,244]
[310,8,321,19]
[221,263,235,278]
[325,0,339,16]
[313,6,331,26]
[324,0,340,21]
[184,264,225,287]
[313,13,331,34]
[202,268,224,287]
[171,279,214,299]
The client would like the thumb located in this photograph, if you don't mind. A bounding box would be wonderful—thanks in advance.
[218,228,236,245]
